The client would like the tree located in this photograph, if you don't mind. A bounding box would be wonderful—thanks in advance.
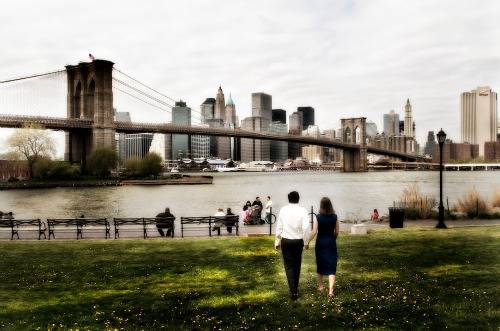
[6,123,56,178]
[86,148,118,178]
[123,157,142,178]
[140,153,163,177]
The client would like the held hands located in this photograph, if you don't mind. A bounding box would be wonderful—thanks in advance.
[304,244,309,250]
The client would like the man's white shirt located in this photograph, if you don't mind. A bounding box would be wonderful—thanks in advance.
[275,203,311,246]
[265,200,273,213]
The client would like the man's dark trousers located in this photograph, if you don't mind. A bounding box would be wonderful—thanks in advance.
[281,238,304,298]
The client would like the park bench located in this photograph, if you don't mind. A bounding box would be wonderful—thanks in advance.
[47,218,110,240]
[0,218,46,240]
[113,217,175,239]
[180,215,239,238]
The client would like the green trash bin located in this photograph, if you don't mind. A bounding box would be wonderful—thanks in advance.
[388,207,405,228]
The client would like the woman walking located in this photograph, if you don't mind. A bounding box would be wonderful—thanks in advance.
[309,197,339,297]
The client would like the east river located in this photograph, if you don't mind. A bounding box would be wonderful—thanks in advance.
[0,171,499,222]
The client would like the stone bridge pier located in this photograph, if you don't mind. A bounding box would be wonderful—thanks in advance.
[64,60,115,167]
[341,117,367,172]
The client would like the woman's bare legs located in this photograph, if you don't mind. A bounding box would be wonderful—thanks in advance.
[328,275,336,296]
[317,273,324,291]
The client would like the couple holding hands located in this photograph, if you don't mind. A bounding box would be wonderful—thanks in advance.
[275,191,339,300]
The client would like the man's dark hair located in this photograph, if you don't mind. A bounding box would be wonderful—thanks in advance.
[267,196,271,199]
[288,191,300,203]
[256,197,260,200]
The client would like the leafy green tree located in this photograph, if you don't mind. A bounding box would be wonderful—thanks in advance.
[140,153,163,177]
[6,123,56,178]
[32,157,54,179]
[87,148,118,178]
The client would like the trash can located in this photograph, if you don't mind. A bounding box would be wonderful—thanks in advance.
[388,207,405,228]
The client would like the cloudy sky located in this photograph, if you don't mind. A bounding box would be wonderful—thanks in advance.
[1,0,499,155]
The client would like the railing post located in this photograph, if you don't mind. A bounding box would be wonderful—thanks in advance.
[269,207,272,236]
[310,206,314,229]
[143,218,147,239]
[209,218,212,237]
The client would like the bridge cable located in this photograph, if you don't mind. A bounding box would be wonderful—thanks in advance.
[113,68,178,103]
[0,69,65,84]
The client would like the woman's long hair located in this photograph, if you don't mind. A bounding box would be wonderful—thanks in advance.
[319,197,335,215]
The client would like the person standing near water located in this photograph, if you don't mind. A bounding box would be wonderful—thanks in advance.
[309,197,339,297]
[275,191,310,301]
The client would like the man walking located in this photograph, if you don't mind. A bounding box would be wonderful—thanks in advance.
[275,191,310,300]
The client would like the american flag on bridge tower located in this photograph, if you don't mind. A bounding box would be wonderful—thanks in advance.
[89,53,95,61]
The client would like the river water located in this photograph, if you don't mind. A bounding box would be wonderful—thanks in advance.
[0,171,498,222]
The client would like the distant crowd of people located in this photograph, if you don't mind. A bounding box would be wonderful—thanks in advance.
[241,196,273,224]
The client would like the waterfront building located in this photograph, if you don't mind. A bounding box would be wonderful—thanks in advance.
[322,129,341,163]
[269,121,288,162]
[433,141,479,163]
[272,109,287,124]
[484,141,500,161]
[424,131,436,157]
[240,116,270,162]
[461,86,498,156]
[301,125,322,163]
[383,110,400,136]
[149,134,171,161]
[297,106,315,130]
[251,93,272,121]
[172,101,191,160]
[191,124,211,159]
[115,111,131,162]
[124,133,154,160]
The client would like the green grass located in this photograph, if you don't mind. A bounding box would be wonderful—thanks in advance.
[0,227,498,330]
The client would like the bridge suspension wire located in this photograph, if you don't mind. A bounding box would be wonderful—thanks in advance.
[113,77,176,109]
[113,68,178,103]
[113,86,176,114]
[0,69,65,84]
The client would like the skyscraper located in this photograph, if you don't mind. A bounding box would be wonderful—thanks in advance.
[214,86,225,120]
[424,131,436,157]
[272,109,287,124]
[251,93,272,121]
[201,98,215,122]
[383,110,400,136]
[240,116,270,162]
[404,99,414,137]
[225,94,237,126]
[269,121,288,162]
[172,101,191,159]
[461,86,498,156]
[288,111,303,134]
[297,107,315,130]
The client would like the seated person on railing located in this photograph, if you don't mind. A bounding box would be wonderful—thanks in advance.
[156,208,175,237]
[225,208,237,234]
[212,208,226,233]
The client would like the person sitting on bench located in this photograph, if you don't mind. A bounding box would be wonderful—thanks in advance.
[156,208,175,237]
[225,208,236,234]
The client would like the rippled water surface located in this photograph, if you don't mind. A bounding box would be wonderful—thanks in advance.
[0,171,498,220]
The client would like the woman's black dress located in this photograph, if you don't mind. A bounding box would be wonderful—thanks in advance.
[315,214,338,275]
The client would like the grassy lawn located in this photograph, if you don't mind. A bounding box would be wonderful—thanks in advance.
[0,227,498,330]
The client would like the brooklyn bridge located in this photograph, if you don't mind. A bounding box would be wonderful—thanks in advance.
[0,59,428,172]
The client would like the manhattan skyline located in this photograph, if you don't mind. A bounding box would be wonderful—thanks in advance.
[0,0,499,154]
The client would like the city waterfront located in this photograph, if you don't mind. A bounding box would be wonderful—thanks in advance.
[1,171,498,222]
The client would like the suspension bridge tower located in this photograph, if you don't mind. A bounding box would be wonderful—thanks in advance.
[341,117,368,172]
[64,60,115,165]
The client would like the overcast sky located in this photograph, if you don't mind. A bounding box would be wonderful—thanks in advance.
[1,0,499,155]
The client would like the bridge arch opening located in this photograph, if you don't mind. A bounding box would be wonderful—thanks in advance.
[73,81,82,119]
[87,79,95,119]
[354,126,361,144]
[344,127,352,143]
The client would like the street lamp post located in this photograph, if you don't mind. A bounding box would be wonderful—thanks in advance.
[436,129,447,229]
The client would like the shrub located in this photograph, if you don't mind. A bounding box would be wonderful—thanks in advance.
[140,153,163,177]
[398,184,437,219]
[123,157,142,178]
[32,157,54,179]
[453,188,490,218]
[48,162,80,180]
[87,148,118,178]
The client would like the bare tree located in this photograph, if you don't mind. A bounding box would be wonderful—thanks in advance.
[7,123,56,178]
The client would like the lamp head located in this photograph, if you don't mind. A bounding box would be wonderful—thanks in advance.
[437,128,446,145]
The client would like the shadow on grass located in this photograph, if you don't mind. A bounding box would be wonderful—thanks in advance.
[0,228,498,329]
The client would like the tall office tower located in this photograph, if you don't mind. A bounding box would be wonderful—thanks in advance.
[404,99,414,137]
[124,133,154,160]
[288,111,304,159]
[461,86,498,156]
[365,120,378,137]
[301,125,323,163]
[383,110,400,136]
[297,106,315,130]
[114,111,132,162]
[269,121,288,162]
[214,86,226,120]
[149,134,171,161]
[191,124,211,158]
[424,131,436,157]
[201,98,215,122]
[172,101,191,160]
[225,94,237,126]
[240,116,270,162]
[252,93,272,121]
[272,109,287,124]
